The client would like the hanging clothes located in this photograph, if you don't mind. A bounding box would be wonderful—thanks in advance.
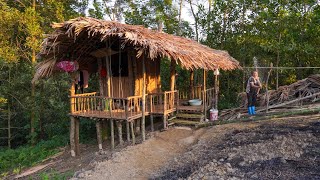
[56,61,79,72]
[100,67,107,78]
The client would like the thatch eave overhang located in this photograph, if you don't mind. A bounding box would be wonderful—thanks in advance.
[34,17,241,82]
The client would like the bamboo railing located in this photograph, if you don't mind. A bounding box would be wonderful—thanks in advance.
[148,90,178,115]
[202,87,215,111]
[70,93,143,121]
[179,85,203,100]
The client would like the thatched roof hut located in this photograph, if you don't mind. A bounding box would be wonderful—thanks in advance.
[34,17,240,82]
[33,17,242,156]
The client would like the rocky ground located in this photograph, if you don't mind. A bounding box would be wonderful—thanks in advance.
[153,116,320,180]
[18,115,320,180]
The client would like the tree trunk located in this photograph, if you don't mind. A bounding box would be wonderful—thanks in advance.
[30,0,37,146]
[189,0,199,41]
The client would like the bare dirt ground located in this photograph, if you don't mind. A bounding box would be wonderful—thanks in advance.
[17,115,320,180]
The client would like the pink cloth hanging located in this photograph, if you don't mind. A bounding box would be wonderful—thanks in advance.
[56,61,79,72]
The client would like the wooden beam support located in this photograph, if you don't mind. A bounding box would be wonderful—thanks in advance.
[126,121,130,142]
[70,116,79,157]
[163,115,168,130]
[170,60,176,91]
[116,121,124,145]
[215,74,219,109]
[150,115,154,132]
[203,70,207,118]
[106,54,111,97]
[69,79,80,157]
[98,59,104,96]
[110,119,115,149]
[75,117,80,156]
[190,70,194,99]
[96,121,103,150]
[135,119,141,135]
[70,117,76,157]
[141,54,146,141]
[130,121,135,145]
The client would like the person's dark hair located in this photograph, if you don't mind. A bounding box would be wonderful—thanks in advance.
[251,71,258,76]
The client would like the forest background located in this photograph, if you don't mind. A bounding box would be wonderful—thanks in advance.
[0,0,319,176]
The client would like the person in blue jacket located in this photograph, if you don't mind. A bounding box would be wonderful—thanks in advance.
[246,71,262,115]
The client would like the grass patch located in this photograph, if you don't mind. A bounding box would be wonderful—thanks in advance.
[39,169,74,180]
[0,135,68,178]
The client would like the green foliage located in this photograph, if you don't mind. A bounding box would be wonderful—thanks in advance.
[89,0,104,19]
[0,1,20,62]
[0,135,68,176]
[39,169,74,180]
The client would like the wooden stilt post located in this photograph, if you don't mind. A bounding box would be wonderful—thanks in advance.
[163,115,167,129]
[190,70,194,99]
[203,70,207,119]
[96,121,103,150]
[75,117,80,156]
[69,79,79,157]
[130,121,135,145]
[135,119,141,134]
[141,54,146,141]
[150,115,154,132]
[116,121,124,145]
[110,119,115,149]
[70,116,76,157]
[126,121,130,142]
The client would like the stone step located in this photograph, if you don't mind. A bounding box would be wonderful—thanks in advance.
[176,113,203,121]
[170,119,203,127]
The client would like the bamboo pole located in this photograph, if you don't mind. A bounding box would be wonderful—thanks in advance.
[116,121,124,145]
[110,119,115,149]
[141,54,146,141]
[96,121,103,150]
[130,121,135,145]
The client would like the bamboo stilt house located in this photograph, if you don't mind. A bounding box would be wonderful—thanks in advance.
[33,17,240,156]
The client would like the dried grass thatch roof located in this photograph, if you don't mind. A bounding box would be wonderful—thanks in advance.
[34,17,240,81]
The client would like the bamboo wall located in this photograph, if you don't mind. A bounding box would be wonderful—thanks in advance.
[134,56,161,96]
[98,51,161,98]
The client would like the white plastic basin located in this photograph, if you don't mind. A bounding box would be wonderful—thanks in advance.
[188,99,202,106]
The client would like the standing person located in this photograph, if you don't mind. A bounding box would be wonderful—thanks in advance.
[246,71,262,115]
